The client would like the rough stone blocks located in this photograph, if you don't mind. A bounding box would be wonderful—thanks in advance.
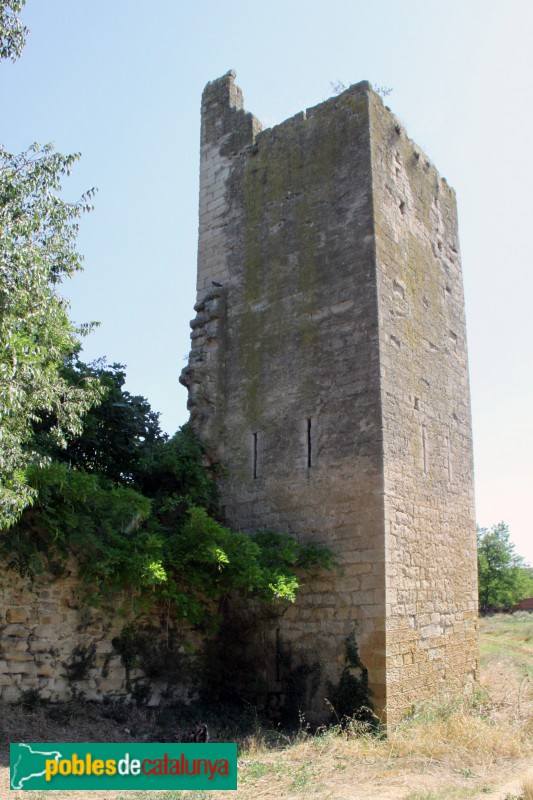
[181,70,478,722]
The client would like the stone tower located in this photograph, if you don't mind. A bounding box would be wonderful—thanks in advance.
[181,71,478,722]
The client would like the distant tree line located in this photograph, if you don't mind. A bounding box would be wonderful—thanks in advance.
[477,522,533,613]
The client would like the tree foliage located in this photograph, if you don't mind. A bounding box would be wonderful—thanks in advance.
[0,4,334,628]
[1,362,335,629]
[1,4,102,527]
[36,359,164,484]
[0,143,102,527]
[477,522,533,612]
[0,0,27,61]
[136,421,218,517]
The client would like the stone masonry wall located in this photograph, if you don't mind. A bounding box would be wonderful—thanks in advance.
[182,72,478,722]
[182,72,388,717]
[0,74,477,719]
[0,560,198,705]
[368,94,478,718]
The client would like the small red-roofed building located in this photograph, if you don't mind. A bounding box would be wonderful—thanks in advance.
[513,598,533,612]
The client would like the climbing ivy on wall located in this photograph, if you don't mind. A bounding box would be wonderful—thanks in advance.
[0,360,335,630]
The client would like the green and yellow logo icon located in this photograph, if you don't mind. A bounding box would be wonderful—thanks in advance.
[10,742,237,790]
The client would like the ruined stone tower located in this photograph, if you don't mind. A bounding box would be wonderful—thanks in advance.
[181,71,478,722]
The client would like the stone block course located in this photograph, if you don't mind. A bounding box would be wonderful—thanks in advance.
[6,607,28,623]
[0,72,479,721]
[0,558,199,705]
[181,71,478,722]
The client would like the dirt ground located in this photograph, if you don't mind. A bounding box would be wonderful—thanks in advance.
[1,708,532,800]
[1,614,532,799]
[2,746,533,799]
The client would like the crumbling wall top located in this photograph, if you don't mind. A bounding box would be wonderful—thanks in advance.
[202,69,243,111]
[201,69,262,150]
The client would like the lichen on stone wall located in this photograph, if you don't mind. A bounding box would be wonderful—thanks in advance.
[185,72,478,723]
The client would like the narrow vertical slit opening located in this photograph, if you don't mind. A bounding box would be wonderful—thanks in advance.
[307,418,312,468]
[275,628,281,682]
[422,425,428,474]
[253,432,258,480]
[446,435,452,482]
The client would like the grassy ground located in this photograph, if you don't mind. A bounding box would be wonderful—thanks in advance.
[1,612,532,799]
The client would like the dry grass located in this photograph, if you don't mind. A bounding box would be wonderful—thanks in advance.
[225,612,533,798]
[1,611,533,799]
[233,694,532,796]
[384,702,531,765]
[524,777,533,800]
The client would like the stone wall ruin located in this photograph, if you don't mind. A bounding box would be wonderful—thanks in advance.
[0,72,478,722]
[181,70,478,722]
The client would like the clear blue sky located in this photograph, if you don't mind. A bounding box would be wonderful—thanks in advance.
[2,0,532,563]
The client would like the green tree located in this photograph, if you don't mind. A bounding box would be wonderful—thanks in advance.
[36,359,165,484]
[136,422,219,524]
[0,0,27,61]
[2,360,334,629]
[477,522,533,612]
[0,0,103,527]
[3,426,334,628]
[0,143,103,527]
